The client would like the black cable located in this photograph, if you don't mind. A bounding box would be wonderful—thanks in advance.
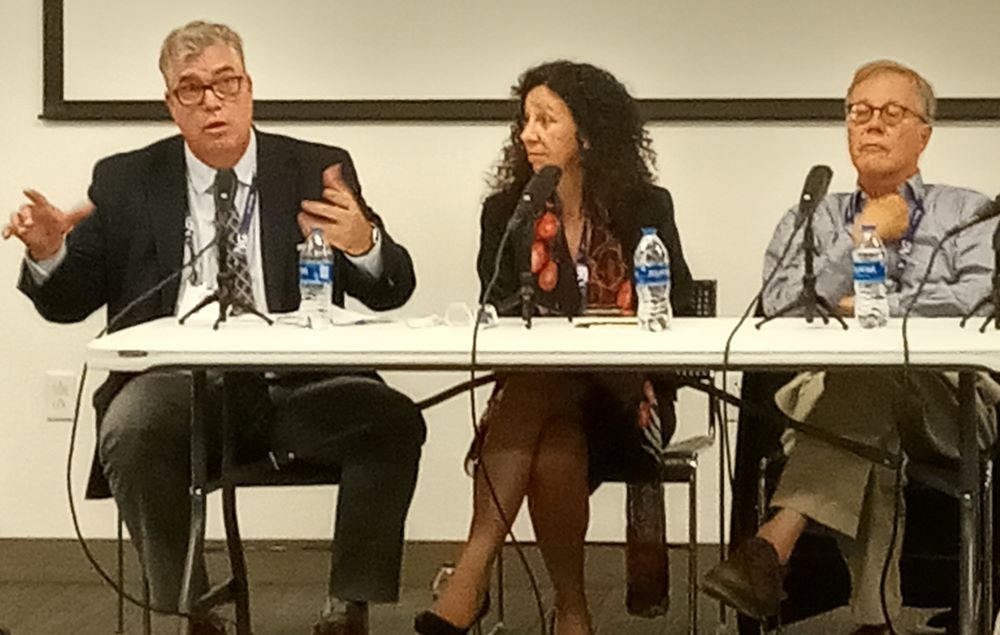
[713,212,803,629]
[472,225,548,631]
[719,213,806,495]
[65,238,232,626]
[877,237,950,634]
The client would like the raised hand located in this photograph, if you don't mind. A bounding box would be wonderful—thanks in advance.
[853,193,909,245]
[3,189,95,261]
[297,164,375,256]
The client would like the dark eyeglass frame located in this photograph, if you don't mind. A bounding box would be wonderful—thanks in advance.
[172,75,246,107]
[845,101,928,126]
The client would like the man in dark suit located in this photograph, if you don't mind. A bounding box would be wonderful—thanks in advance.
[5,21,424,635]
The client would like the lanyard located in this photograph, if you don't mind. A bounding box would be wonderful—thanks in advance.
[573,218,591,308]
[185,176,258,284]
[238,177,258,237]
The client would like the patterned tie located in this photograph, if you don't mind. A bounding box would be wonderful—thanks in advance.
[215,170,272,452]
[214,168,255,312]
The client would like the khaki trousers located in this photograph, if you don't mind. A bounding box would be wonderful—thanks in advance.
[771,370,998,624]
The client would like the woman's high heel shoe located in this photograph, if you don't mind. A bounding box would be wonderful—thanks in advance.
[413,594,491,635]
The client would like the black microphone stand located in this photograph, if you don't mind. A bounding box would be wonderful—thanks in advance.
[493,272,572,329]
[756,210,848,330]
[960,219,1000,332]
[179,226,273,330]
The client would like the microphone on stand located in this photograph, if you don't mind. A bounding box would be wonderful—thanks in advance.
[794,165,834,228]
[505,165,563,234]
[757,164,846,329]
[955,193,1000,330]
[481,166,563,311]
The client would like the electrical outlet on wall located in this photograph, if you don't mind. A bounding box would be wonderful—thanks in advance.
[44,370,77,422]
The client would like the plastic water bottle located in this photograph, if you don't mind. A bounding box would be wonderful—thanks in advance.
[853,224,889,328]
[298,228,333,329]
[634,227,672,331]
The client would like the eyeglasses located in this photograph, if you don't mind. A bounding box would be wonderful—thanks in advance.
[846,101,928,126]
[172,75,245,106]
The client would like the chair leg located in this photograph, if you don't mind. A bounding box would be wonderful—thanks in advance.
[116,513,125,634]
[718,417,729,629]
[496,548,505,628]
[142,571,152,635]
[689,465,699,635]
[223,485,252,635]
[983,458,994,635]
[480,549,506,634]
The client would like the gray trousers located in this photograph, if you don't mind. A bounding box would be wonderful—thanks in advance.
[98,370,425,615]
[772,370,998,625]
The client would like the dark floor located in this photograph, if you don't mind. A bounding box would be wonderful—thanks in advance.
[0,539,949,634]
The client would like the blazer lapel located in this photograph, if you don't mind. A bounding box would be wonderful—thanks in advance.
[256,132,302,312]
[146,137,188,312]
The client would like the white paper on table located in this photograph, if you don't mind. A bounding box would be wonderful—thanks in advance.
[326,305,394,326]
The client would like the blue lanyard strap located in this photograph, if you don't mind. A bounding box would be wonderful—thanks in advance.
[237,177,258,236]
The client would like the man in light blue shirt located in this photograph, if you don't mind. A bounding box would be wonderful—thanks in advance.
[704,60,999,633]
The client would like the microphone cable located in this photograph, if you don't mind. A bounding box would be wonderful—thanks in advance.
[719,210,807,489]
[471,220,548,631]
[878,231,953,634]
[65,237,229,626]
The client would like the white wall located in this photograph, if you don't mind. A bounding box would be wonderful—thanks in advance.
[4,1,1000,546]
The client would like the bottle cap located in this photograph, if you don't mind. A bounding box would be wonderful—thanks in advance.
[641,227,657,235]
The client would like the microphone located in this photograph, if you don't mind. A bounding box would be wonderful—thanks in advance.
[505,165,563,233]
[480,165,562,308]
[794,165,833,227]
[943,194,1000,239]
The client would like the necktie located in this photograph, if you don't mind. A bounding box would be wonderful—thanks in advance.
[215,170,272,452]
[214,168,255,312]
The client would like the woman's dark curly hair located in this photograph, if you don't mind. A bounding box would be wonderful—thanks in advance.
[490,60,657,223]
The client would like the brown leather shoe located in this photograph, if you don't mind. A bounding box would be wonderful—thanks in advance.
[700,536,786,620]
[313,601,369,635]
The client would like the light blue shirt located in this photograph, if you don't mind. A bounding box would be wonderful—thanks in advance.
[762,173,997,317]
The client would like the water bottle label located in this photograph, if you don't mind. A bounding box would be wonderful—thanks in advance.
[853,261,886,283]
[634,263,670,287]
[299,261,332,285]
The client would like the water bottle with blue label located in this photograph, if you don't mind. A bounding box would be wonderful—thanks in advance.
[298,228,333,329]
[853,224,888,328]
[634,227,672,331]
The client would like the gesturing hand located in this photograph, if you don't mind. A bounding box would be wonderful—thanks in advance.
[3,189,95,261]
[297,164,375,256]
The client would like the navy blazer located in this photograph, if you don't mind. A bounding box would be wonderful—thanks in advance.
[19,130,416,497]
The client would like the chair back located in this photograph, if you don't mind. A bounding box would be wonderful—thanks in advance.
[687,279,717,318]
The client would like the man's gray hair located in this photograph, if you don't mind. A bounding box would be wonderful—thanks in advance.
[159,21,245,87]
[847,59,936,124]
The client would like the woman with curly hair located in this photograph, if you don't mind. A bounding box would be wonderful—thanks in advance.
[415,60,694,635]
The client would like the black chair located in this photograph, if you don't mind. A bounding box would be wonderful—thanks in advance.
[110,378,345,635]
[730,369,997,634]
[617,278,724,635]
